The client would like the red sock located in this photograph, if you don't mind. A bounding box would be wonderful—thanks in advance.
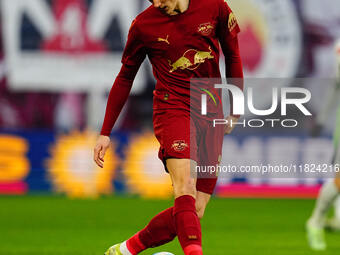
[126,207,176,254]
[139,207,177,247]
[174,195,202,255]
[184,245,203,255]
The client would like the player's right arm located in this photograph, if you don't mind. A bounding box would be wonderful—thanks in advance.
[94,19,146,168]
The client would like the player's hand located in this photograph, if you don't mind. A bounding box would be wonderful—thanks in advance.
[224,116,239,135]
[93,135,111,168]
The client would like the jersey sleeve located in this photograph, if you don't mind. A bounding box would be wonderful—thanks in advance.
[100,64,139,136]
[121,19,146,66]
[217,0,240,41]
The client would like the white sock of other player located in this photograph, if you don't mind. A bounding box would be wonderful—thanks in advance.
[309,180,339,228]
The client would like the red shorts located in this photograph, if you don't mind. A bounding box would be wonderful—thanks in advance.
[153,109,225,195]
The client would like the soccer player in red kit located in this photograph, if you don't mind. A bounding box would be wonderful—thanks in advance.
[93,0,243,254]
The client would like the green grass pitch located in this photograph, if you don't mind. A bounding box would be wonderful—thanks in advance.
[0,195,339,255]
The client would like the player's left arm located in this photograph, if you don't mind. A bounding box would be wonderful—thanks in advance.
[216,0,244,134]
[221,36,243,134]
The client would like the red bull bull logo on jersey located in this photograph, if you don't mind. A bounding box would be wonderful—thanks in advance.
[168,47,214,73]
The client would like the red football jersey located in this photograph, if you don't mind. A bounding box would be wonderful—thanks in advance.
[121,0,240,111]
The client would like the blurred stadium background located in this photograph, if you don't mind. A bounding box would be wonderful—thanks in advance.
[1,0,340,254]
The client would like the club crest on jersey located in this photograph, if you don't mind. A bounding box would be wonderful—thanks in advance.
[168,46,214,73]
[228,13,237,32]
[198,22,214,36]
[171,140,188,152]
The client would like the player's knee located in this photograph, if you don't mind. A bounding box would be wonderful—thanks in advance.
[167,159,196,197]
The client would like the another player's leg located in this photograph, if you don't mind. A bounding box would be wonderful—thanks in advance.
[306,97,340,250]
[327,196,340,231]
[326,148,340,232]
[306,177,340,250]
[323,107,340,231]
